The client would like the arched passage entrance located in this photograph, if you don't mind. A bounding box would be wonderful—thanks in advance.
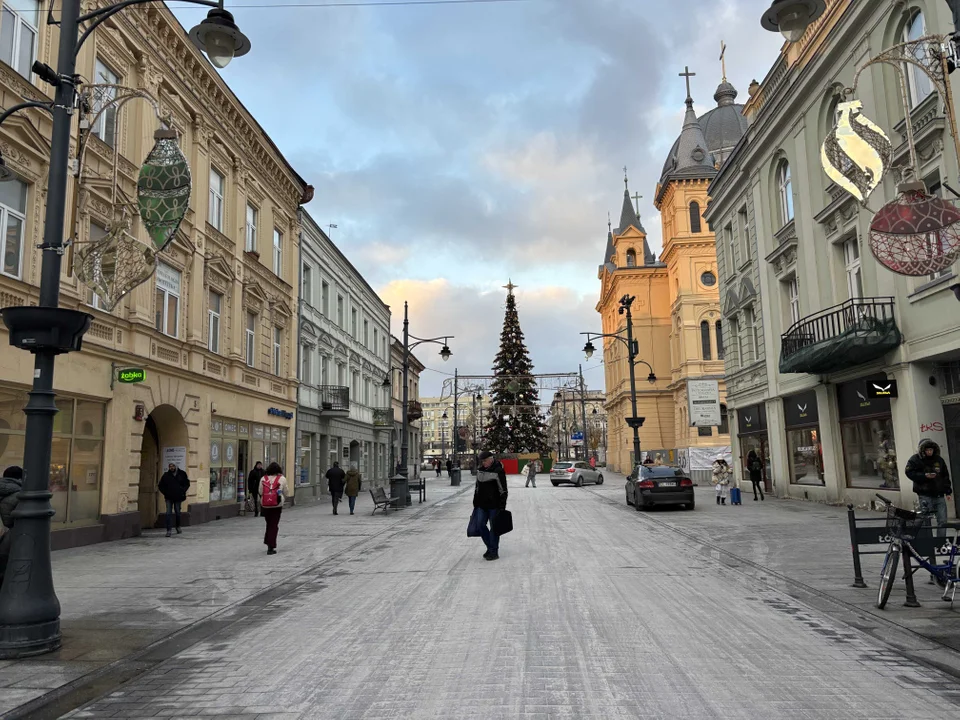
[349,440,360,470]
[138,404,189,529]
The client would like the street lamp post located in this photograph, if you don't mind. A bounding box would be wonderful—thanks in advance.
[0,0,250,659]
[581,294,656,472]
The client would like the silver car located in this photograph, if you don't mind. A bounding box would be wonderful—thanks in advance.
[550,461,604,487]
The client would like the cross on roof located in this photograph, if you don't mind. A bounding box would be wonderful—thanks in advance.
[680,66,696,100]
[719,41,727,82]
[503,279,518,295]
[632,192,642,216]
[623,166,629,189]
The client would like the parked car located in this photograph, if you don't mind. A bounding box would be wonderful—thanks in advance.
[625,464,694,510]
[550,461,603,487]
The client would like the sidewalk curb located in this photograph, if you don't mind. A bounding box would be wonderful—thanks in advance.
[6,484,474,720]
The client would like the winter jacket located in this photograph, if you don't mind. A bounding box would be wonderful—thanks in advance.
[712,461,732,486]
[905,439,952,497]
[326,466,346,496]
[474,460,508,510]
[0,474,22,529]
[246,467,264,497]
[526,461,537,478]
[747,453,763,483]
[158,469,190,503]
[344,469,362,497]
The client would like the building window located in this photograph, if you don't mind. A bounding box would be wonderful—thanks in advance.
[302,263,312,306]
[273,326,282,375]
[698,426,713,437]
[373,328,379,356]
[689,201,701,234]
[321,281,330,316]
[923,172,950,281]
[737,206,750,262]
[0,176,26,279]
[777,160,794,226]
[91,59,119,147]
[904,10,933,107]
[85,222,110,309]
[787,277,800,325]
[154,262,180,338]
[245,203,258,252]
[0,0,38,79]
[245,312,256,367]
[320,355,328,385]
[337,362,345,387]
[700,320,712,360]
[363,319,369,348]
[745,306,759,362]
[843,238,862,299]
[337,295,344,327]
[719,404,729,435]
[301,345,311,384]
[734,315,746,367]
[208,290,222,354]
[351,308,358,339]
[272,228,283,276]
[626,248,637,267]
[715,320,724,360]
[364,378,371,405]
[724,223,735,270]
[209,168,224,231]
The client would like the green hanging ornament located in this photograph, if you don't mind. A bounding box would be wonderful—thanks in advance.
[137,128,191,252]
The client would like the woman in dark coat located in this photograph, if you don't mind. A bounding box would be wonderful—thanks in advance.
[246,461,264,517]
[747,450,764,501]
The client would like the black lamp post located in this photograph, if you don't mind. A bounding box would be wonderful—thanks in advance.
[0,0,250,659]
[581,294,656,471]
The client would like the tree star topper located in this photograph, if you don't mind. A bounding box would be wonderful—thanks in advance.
[503,279,518,295]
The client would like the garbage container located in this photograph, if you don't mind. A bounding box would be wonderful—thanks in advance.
[390,474,408,509]
[450,468,461,486]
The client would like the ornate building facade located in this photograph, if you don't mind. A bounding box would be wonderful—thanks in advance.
[0,3,308,547]
[390,338,423,474]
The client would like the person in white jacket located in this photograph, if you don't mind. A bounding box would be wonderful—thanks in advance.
[713,456,732,506]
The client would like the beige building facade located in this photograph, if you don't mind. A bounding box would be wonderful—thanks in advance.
[0,3,308,547]
[389,338,423,474]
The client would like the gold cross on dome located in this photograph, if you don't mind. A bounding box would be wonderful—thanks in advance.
[503,279,518,295]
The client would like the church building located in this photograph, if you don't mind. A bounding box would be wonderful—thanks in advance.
[597,69,747,479]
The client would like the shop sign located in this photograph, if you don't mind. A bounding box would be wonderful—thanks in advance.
[838,374,892,419]
[224,421,238,435]
[867,378,898,399]
[117,368,145,384]
[688,379,721,427]
[737,404,768,435]
[162,446,186,470]
[253,424,265,439]
[156,262,181,294]
[268,407,294,420]
[784,390,819,428]
[239,423,249,436]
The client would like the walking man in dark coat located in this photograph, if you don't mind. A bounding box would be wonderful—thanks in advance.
[246,461,264,517]
[158,463,190,537]
[746,450,764,501]
[473,451,508,561]
[326,461,346,515]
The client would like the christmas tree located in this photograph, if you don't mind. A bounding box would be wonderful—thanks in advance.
[483,282,549,454]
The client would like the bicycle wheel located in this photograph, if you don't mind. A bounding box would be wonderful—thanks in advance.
[877,545,899,609]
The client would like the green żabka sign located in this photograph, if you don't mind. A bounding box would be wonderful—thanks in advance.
[118,368,146,384]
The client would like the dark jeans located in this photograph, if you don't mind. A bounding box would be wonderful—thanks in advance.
[262,507,282,549]
[476,507,500,555]
[251,494,260,516]
[165,500,182,531]
[348,495,357,513]
[436,468,441,477]
[750,479,764,500]
[332,492,342,513]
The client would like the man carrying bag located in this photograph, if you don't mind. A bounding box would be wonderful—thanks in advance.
[467,451,511,561]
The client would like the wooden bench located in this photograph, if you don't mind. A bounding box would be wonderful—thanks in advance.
[370,486,400,515]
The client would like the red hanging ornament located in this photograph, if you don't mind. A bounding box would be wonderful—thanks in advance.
[869,184,960,276]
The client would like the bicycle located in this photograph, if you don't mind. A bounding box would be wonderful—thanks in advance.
[875,493,960,609]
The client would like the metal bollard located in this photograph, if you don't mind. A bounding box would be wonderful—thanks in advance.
[847,504,867,588]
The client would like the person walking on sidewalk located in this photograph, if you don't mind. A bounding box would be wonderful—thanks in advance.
[713,455,732,505]
[246,461,264,517]
[259,462,288,555]
[344,464,362,515]
[446,458,453,477]
[747,450,765,501]
[0,466,23,585]
[158,463,190,537]
[525,459,538,488]
[326,461,346,515]
[435,459,442,478]
[473,451,508,561]
[905,438,952,536]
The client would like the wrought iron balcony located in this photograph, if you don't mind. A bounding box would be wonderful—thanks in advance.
[318,385,350,414]
[373,407,394,427]
[779,297,901,374]
[407,400,423,421]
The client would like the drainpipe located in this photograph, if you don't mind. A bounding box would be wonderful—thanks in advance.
[292,220,305,505]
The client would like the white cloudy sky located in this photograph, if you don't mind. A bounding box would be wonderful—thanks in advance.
[175,0,784,395]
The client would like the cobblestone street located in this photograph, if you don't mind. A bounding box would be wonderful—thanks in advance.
[5,475,960,718]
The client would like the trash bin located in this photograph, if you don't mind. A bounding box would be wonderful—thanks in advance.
[450,468,461,486]
[390,474,408,509]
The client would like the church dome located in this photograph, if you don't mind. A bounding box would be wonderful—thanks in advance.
[659,80,748,183]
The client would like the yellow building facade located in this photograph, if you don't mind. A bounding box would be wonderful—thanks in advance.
[0,3,308,547]
[598,78,747,477]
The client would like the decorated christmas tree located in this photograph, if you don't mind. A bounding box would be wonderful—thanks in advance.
[483,282,549,454]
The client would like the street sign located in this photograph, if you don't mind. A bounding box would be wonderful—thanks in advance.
[570,431,584,446]
[117,368,146,384]
[688,379,721,426]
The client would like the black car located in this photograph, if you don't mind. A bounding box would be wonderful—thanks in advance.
[625,465,694,511]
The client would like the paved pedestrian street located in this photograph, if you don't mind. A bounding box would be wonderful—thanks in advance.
[7,476,960,719]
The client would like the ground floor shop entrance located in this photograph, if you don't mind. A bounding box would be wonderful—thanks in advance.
[138,404,189,529]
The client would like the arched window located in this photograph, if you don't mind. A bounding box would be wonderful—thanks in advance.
[690,201,702,233]
[903,10,933,107]
[719,404,729,435]
[777,160,794,226]
[626,249,637,267]
[715,320,724,360]
[700,320,712,360]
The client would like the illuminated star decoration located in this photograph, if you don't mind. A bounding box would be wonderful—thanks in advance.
[503,279,518,295]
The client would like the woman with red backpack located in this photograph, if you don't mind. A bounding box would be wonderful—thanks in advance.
[258,462,289,555]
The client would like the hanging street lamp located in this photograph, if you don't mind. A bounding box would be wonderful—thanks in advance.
[761,0,826,43]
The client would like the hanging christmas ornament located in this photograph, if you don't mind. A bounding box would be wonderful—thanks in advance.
[821,100,892,202]
[137,128,191,252]
[869,183,960,276]
[74,210,157,311]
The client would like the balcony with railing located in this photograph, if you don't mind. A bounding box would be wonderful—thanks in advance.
[298,385,350,416]
[373,408,394,427]
[779,297,901,375]
[407,400,423,421]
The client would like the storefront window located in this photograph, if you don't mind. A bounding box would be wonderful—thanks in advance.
[838,374,897,490]
[211,419,286,500]
[784,390,824,486]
